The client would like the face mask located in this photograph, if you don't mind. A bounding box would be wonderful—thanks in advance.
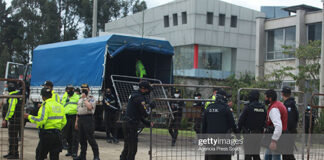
[194,97,199,100]
[4,88,8,91]
[174,94,180,98]
[68,90,74,96]
[264,100,270,105]
[106,92,111,96]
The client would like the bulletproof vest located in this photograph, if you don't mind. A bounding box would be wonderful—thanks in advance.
[244,101,266,131]
[284,97,298,130]
[125,90,148,122]
[204,102,232,133]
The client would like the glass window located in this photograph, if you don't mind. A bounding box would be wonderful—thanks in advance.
[308,23,322,41]
[207,12,213,25]
[266,27,296,60]
[174,45,194,70]
[230,15,237,28]
[198,46,233,71]
[173,13,178,26]
[219,14,225,26]
[182,12,187,24]
[164,15,169,28]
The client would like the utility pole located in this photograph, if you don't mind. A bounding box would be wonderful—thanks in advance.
[319,0,324,109]
[92,0,98,37]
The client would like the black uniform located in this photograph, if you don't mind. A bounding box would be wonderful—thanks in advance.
[103,93,120,143]
[168,97,184,146]
[193,98,204,134]
[202,94,237,160]
[120,90,150,160]
[305,106,316,134]
[238,101,266,160]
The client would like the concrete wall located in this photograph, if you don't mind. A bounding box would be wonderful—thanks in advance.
[105,0,265,77]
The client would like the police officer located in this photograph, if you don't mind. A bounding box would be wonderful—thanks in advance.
[238,90,266,160]
[103,88,120,144]
[42,81,60,103]
[62,85,79,158]
[135,58,147,78]
[202,90,237,160]
[24,87,67,160]
[193,92,204,134]
[305,104,316,134]
[120,81,153,160]
[75,88,81,98]
[74,84,100,160]
[168,89,184,146]
[2,83,22,159]
[282,86,298,160]
[205,88,218,109]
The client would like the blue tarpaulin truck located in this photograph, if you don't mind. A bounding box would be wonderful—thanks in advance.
[27,34,174,130]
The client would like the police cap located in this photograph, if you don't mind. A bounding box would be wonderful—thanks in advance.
[282,86,291,94]
[66,84,74,89]
[139,81,153,91]
[40,87,52,98]
[175,89,180,94]
[81,83,89,89]
[194,92,201,97]
[42,81,53,87]
[248,90,260,102]
[7,83,16,92]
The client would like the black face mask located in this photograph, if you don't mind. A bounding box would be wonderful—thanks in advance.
[68,90,74,96]
[105,92,111,96]
[264,100,270,105]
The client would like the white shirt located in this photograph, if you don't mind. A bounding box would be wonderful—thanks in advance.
[269,108,282,141]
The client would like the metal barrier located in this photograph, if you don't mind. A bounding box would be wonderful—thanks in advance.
[237,88,306,160]
[307,93,324,160]
[150,84,231,160]
[0,78,25,160]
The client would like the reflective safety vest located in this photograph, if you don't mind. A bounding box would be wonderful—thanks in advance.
[52,90,60,103]
[61,92,68,104]
[136,60,147,78]
[28,98,67,130]
[204,95,216,109]
[5,90,19,121]
[62,93,79,115]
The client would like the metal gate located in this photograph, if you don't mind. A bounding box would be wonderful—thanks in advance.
[0,78,25,160]
[306,93,324,160]
[237,88,306,160]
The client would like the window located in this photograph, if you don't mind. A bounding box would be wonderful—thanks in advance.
[219,14,225,26]
[207,12,213,25]
[174,45,194,70]
[182,12,187,24]
[230,15,237,27]
[266,27,296,60]
[198,46,233,71]
[173,13,178,26]
[308,23,322,41]
[164,15,169,27]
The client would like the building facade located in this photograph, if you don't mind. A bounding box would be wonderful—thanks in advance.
[255,5,322,88]
[105,0,264,79]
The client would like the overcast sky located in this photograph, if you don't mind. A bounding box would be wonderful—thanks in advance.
[146,0,323,11]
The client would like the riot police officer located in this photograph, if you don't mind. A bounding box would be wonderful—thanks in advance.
[193,92,204,134]
[120,81,153,160]
[103,88,120,144]
[168,89,184,146]
[238,90,266,160]
[202,90,237,160]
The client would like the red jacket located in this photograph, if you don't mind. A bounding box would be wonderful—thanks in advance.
[266,101,288,131]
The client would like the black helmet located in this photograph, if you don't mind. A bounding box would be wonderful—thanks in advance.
[248,90,260,102]
[40,87,52,98]
[194,92,201,97]
[8,83,16,92]
[282,86,291,95]
[139,81,153,91]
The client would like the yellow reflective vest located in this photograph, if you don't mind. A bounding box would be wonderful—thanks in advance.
[136,60,147,78]
[28,98,67,130]
[62,93,79,115]
[51,90,60,103]
[61,92,68,104]
[204,95,216,109]
[5,91,19,121]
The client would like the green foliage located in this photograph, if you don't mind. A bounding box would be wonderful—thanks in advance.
[132,0,147,14]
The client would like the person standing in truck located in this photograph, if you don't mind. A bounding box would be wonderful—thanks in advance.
[135,58,147,78]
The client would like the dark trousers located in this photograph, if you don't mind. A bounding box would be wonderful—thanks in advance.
[78,115,99,159]
[205,155,231,160]
[8,120,20,155]
[194,117,202,134]
[245,155,261,160]
[105,110,118,138]
[36,129,62,160]
[120,122,138,160]
[282,129,297,160]
[168,117,181,142]
[243,133,262,160]
[63,115,79,154]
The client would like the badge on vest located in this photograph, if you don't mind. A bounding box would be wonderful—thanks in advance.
[209,108,219,112]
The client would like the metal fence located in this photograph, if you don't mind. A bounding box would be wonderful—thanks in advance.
[0,78,25,160]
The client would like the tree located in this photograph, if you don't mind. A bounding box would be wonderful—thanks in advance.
[132,0,147,14]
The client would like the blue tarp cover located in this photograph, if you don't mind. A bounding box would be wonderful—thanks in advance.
[31,34,174,87]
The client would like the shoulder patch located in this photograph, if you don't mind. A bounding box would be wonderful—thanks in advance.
[141,101,147,109]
